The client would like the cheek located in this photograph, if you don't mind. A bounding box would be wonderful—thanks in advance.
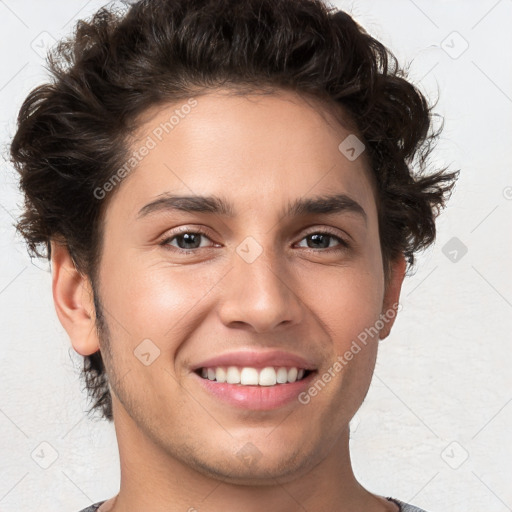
[306,263,383,395]
[311,265,384,343]
[103,252,219,344]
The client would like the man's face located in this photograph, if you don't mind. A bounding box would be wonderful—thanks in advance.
[91,89,402,483]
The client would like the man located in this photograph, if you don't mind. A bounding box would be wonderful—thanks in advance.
[10,0,458,510]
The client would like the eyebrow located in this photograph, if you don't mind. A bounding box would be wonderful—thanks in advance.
[137,193,367,224]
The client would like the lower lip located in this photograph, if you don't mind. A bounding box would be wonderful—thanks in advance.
[192,371,317,410]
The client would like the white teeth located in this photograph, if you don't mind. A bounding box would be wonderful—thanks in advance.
[199,365,309,385]
[215,367,227,383]
[259,367,277,386]
[276,367,288,383]
[287,367,298,383]
[226,366,241,384]
[240,367,259,385]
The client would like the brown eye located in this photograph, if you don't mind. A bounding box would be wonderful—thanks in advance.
[160,229,215,252]
[296,230,350,252]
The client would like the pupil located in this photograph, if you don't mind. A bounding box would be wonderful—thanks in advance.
[179,233,200,249]
[309,234,329,248]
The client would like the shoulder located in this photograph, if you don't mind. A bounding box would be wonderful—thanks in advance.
[76,501,106,512]
[389,497,430,512]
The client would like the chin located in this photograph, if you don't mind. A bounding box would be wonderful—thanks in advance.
[186,440,318,485]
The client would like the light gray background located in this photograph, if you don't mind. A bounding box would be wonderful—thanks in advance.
[1,1,511,511]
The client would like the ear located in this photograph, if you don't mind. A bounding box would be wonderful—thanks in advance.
[379,254,407,340]
[50,240,100,356]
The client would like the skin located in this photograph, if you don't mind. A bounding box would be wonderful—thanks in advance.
[51,88,406,512]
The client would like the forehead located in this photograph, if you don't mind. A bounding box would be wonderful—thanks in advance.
[107,88,377,223]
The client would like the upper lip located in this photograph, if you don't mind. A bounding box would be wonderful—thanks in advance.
[191,350,318,371]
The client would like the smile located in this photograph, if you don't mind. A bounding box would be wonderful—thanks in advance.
[196,366,311,386]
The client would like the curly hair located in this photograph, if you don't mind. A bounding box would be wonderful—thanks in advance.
[10,0,459,421]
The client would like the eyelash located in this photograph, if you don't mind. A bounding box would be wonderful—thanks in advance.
[159,227,350,254]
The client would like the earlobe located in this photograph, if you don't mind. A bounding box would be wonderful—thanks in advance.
[50,240,100,356]
[379,255,407,340]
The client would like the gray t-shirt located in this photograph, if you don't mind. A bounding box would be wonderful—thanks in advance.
[77,497,428,511]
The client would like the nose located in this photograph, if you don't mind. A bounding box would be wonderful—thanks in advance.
[217,245,304,333]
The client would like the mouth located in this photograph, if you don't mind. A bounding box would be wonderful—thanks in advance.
[192,365,318,410]
[189,349,319,410]
[194,365,314,386]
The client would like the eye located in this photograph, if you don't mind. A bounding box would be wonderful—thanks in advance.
[160,228,215,252]
[159,227,350,254]
[296,230,350,252]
